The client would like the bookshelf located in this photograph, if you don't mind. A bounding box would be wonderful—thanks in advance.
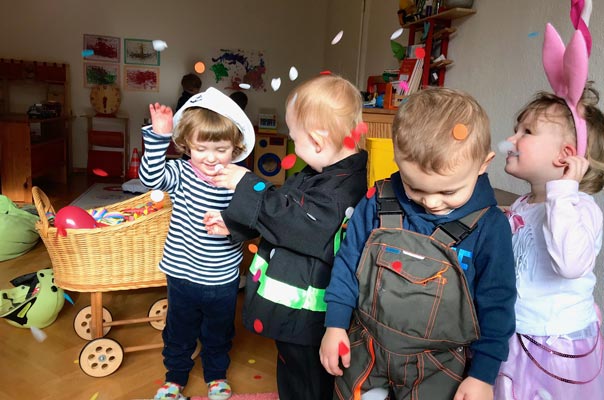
[401,7,476,88]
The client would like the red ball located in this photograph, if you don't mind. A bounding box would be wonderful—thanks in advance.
[54,206,97,236]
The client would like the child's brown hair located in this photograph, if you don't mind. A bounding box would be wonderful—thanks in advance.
[173,107,245,158]
[393,87,491,173]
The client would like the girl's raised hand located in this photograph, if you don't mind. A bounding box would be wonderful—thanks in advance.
[561,155,589,183]
[149,103,173,134]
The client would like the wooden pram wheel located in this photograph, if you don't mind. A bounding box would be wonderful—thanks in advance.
[73,305,113,340]
[79,338,124,377]
[148,298,168,330]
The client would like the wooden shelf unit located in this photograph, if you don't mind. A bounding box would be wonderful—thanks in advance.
[401,7,476,88]
[0,59,71,203]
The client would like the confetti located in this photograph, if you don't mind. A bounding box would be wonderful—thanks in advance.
[92,168,108,177]
[252,269,262,282]
[289,66,298,81]
[390,28,404,40]
[366,186,377,199]
[82,49,94,57]
[152,40,168,52]
[415,47,426,59]
[194,61,205,74]
[239,83,251,90]
[345,207,354,219]
[64,293,75,305]
[392,261,402,273]
[248,243,258,253]
[30,326,47,342]
[281,154,297,170]
[343,136,356,149]
[331,30,344,45]
[338,341,350,356]
[253,319,264,333]
[452,124,468,140]
[253,182,266,192]
[271,78,281,91]
[150,190,164,203]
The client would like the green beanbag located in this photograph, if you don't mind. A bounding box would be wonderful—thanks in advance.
[0,195,40,261]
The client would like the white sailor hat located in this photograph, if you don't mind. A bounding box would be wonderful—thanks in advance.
[172,87,255,163]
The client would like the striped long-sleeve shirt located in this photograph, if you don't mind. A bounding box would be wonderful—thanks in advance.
[139,127,242,285]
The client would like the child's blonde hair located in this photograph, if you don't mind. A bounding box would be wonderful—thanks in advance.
[173,107,245,158]
[285,74,362,148]
[515,83,604,194]
[392,87,491,173]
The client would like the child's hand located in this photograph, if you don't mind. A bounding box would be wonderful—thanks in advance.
[149,103,173,134]
[203,210,230,235]
[560,155,589,183]
[319,327,350,376]
[213,164,250,190]
[453,376,493,400]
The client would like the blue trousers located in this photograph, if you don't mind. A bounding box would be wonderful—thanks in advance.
[162,275,239,386]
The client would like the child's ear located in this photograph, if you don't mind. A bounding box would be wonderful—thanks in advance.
[553,143,577,167]
[478,151,496,174]
[308,130,326,152]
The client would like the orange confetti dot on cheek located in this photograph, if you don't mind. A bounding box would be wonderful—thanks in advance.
[453,124,468,140]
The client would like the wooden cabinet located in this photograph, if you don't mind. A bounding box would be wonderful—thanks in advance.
[86,115,130,178]
[0,115,69,202]
[0,59,71,203]
[401,7,476,88]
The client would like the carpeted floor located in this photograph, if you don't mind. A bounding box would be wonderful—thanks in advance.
[70,183,138,210]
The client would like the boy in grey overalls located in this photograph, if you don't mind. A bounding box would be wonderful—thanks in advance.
[320,88,516,400]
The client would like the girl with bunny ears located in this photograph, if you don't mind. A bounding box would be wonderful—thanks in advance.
[494,1,604,398]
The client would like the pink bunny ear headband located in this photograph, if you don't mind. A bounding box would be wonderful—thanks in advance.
[542,0,592,157]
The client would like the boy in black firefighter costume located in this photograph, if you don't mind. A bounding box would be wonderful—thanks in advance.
[320,88,517,400]
[204,74,368,400]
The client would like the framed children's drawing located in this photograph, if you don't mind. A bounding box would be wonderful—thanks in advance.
[124,66,159,91]
[83,34,120,63]
[124,39,160,66]
[83,62,120,87]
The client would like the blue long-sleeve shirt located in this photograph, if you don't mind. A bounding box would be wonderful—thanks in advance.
[324,172,516,385]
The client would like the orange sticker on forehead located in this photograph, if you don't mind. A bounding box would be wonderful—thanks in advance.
[452,124,468,140]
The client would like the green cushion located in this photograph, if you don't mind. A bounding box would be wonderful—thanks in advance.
[0,195,40,261]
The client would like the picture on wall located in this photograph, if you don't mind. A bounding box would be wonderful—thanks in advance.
[83,62,120,87]
[124,39,160,66]
[83,34,120,63]
[210,48,267,91]
[124,66,159,91]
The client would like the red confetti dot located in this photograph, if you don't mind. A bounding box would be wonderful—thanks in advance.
[319,70,332,75]
[281,154,297,170]
[392,260,402,272]
[343,136,356,149]
[252,269,262,282]
[366,186,377,199]
[415,48,426,59]
[92,168,108,177]
[338,341,350,356]
[253,319,263,333]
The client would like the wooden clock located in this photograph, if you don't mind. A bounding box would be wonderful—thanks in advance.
[90,84,121,116]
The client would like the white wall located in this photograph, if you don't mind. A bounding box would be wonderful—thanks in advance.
[0,0,330,168]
